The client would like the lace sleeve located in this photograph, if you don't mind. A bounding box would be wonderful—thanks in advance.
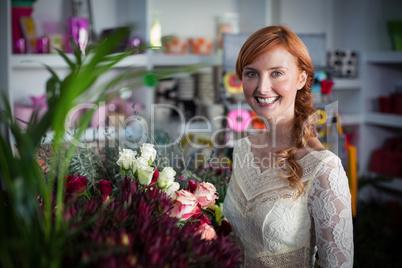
[308,156,354,268]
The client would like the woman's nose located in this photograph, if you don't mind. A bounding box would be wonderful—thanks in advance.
[257,75,272,93]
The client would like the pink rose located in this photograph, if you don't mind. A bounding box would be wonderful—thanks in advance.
[99,180,112,201]
[193,182,218,209]
[195,222,217,240]
[170,190,201,221]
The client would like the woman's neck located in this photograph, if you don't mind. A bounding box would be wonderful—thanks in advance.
[262,115,294,150]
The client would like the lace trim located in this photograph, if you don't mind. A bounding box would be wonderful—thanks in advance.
[227,176,313,218]
[244,247,311,268]
[232,137,337,201]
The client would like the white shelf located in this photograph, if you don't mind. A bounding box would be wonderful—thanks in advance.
[11,54,74,68]
[11,54,148,69]
[150,53,222,66]
[366,51,402,64]
[42,127,114,143]
[10,53,221,69]
[333,78,361,90]
[340,113,362,126]
[364,112,402,128]
[113,54,148,68]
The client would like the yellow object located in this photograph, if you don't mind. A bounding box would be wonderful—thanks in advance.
[212,204,222,225]
[347,144,358,217]
[20,16,37,53]
[223,72,243,94]
[336,114,344,135]
[150,12,161,48]
[316,109,326,125]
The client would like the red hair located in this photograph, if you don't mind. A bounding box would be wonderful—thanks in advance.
[236,25,317,196]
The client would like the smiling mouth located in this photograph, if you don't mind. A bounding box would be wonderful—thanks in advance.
[257,96,280,104]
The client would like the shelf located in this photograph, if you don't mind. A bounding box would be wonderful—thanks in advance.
[376,179,402,193]
[364,112,402,128]
[339,113,362,125]
[11,54,148,69]
[11,54,74,68]
[42,127,114,144]
[150,53,222,66]
[10,53,221,69]
[332,78,361,90]
[366,51,402,64]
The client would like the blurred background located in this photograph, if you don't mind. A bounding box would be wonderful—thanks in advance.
[1,0,402,266]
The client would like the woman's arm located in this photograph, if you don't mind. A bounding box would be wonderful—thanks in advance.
[308,156,354,268]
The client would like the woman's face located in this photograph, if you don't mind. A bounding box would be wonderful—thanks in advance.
[241,47,307,122]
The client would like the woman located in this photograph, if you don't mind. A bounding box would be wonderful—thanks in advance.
[222,25,354,268]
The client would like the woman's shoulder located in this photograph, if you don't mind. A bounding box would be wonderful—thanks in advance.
[298,137,344,177]
[295,137,326,160]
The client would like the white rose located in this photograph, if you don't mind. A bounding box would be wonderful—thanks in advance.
[157,166,176,189]
[164,181,180,197]
[116,149,137,170]
[140,143,157,164]
[137,157,154,185]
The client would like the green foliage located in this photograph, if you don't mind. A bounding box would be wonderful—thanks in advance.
[0,27,147,268]
[0,23,208,267]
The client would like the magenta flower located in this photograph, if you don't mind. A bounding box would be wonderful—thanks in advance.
[65,175,87,194]
[187,180,197,193]
[99,180,112,201]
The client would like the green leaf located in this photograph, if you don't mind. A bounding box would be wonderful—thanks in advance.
[69,37,82,66]
[54,47,76,72]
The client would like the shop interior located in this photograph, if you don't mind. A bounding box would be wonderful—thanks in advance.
[1,0,402,266]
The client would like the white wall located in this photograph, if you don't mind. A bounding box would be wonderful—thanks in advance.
[151,0,238,39]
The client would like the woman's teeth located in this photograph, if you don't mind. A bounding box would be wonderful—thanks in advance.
[257,96,280,104]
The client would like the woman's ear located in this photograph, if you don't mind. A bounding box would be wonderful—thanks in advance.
[297,71,307,90]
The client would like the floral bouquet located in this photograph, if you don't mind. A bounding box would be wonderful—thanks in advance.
[60,143,241,267]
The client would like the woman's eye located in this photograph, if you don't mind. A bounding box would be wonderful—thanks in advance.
[271,71,282,77]
[246,71,258,78]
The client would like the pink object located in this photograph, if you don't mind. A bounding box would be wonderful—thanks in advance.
[11,6,33,53]
[67,17,88,53]
[90,104,107,128]
[170,190,201,221]
[30,94,48,120]
[13,104,34,129]
[227,110,251,132]
[193,182,218,209]
[195,222,217,240]
[128,37,144,54]
[14,38,27,54]
[37,37,50,54]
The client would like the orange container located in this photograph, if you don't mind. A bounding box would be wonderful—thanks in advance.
[189,37,212,55]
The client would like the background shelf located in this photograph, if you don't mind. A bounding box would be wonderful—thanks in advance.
[333,78,362,90]
[366,51,402,64]
[364,112,402,128]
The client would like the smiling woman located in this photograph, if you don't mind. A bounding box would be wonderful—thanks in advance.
[241,47,307,121]
[223,25,354,268]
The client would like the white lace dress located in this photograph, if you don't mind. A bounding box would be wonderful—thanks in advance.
[223,137,354,268]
